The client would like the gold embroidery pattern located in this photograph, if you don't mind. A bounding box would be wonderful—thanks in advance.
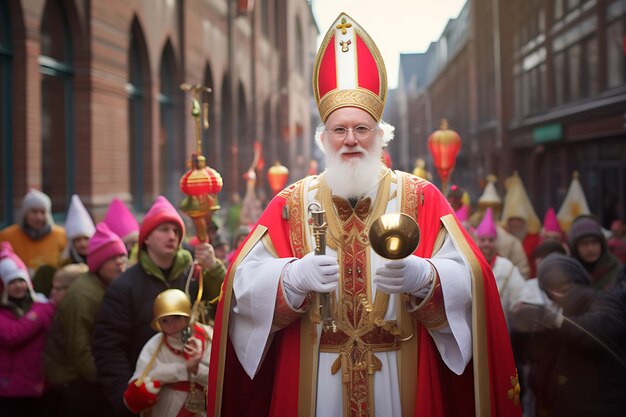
[284,179,311,258]
[412,272,448,329]
[273,279,308,330]
[507,371,521,405]
[318,89,384,124]
[316,171,397,417]
[399,172,427,221]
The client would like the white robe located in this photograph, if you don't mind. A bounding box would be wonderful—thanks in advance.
[130,325,213,417]
[229,174,474,417]
[491,256,536,326]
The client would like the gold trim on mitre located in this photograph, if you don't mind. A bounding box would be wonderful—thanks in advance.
[313,13,387,122]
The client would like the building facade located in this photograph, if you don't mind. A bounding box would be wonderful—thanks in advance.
[390,0,626,227]
[0,0,318,226]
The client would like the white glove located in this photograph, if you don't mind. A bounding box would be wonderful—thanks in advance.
[283,252,339,295]
[374,256,433,295]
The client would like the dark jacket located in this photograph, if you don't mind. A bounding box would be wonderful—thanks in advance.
[92,248,225,416]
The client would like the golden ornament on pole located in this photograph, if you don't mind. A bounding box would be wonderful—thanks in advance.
[178,83,223,243]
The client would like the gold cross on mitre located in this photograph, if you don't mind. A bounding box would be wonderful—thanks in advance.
[336,17,352,34]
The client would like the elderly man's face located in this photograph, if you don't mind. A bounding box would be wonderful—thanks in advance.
[322,107,380,162]
[24,208,46,230]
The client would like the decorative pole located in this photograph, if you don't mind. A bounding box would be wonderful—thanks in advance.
[428,119,462,194]
[179,83,223,243]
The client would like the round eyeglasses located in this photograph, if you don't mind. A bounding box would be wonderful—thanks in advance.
[326,125,375,140]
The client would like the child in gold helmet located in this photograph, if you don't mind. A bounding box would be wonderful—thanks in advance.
[123,289,212,416]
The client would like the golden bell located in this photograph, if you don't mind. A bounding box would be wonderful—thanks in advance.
[151,289,192,331]
[368,213,420,260]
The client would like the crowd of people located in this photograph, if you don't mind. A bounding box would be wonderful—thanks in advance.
[1,11,625,417]
[0,191,228,416]
[445,174,626,417]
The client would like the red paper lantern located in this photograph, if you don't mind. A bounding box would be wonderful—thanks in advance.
[267,161,289,194]
[428,119,461,192]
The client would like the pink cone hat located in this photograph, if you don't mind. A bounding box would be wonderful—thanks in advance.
[476,208,497,238]
[543,208,561,233]
[103,198,139,240]
[455,205,470,222]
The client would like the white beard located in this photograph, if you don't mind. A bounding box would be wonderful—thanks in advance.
[322,138,386,199]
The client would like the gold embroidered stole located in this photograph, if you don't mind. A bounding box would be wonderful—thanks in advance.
[316,171,398,417]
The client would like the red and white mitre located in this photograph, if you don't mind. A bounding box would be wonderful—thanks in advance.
[313,13,387,122]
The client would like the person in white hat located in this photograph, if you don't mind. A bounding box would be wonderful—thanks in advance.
[0,189,67,273]
[0,242,55,416]
[60,194,96,266]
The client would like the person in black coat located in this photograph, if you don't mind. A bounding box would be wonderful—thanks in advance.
[512,253,626,417]
[92,196,225,416]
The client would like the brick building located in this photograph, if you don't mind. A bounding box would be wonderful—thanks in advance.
[389,0,626,227]
[0,0,319,226]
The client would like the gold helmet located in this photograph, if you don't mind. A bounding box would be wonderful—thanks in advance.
[151,289,192,331]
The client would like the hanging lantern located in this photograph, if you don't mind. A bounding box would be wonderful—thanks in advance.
[178,84,223,243]
[428,119,462,193]
[267,161,289,195]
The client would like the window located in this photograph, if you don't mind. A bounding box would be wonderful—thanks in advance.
[0,0,12,226]
[40,0,74,214]
[581,36,598,97]
[606,19,625,88]
[128,19,149,211]
[295,18,304,74]
[567,43,581,101]
[553,52,566,105]
[554,0,564,21]
[159,42,175,198]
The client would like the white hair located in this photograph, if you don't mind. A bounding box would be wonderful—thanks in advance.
[314,120,395,150]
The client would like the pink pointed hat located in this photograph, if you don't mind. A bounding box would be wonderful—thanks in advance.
[475,208,497,238]
[543,208,562,234]
[455,204,470,222]
[103,198,139,240]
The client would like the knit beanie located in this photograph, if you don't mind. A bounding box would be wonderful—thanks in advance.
[475,208,497,239]
[568,216,605,250]
[88,223,128,273]
[0,242,37,304]
[138,196,186,249]
[65,195,96,240]
[21,188,55,226]
[103,198,139,241]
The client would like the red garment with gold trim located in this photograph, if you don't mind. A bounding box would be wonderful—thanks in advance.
[207,177,521,417]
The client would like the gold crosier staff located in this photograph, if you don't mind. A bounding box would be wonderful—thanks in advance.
[308,202,337,332]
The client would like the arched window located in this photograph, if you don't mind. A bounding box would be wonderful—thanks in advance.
[128,18,150,211]
[220,75,232,195]
[203,63,216,166]
[159,41,176,198]
[237,82,250,193]
[261,0,270,38]
[0,0,12,226]
[295,18,304,74]
[40,0,74,214]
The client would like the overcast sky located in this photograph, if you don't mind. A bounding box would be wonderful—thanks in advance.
[311,0,467,89]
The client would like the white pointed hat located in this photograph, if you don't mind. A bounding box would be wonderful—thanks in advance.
[557,171,591,233]
[65,195,96,240]
[501,172,541,234]
[477,175,502,208]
